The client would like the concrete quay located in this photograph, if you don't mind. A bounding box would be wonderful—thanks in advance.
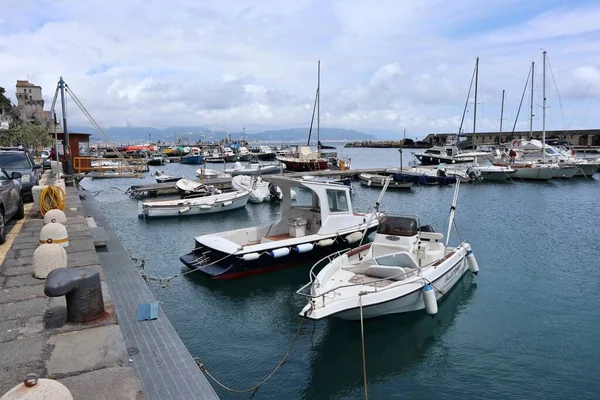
[0,173,218,399]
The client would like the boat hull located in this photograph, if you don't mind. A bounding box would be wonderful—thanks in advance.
[147,159,165,166]
[574,163,598,177]
[478,170,516,181]
[230,165,284,176]
[141,192,249,218]
[333,257,469,320]
[181,155,205,165]
[360,174,413,189]
[180,226,378,279]
[512,166,556,180]
[277,158,328,172]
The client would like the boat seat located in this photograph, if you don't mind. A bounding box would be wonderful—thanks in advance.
[365,265,409,281]
[375,252,419,270]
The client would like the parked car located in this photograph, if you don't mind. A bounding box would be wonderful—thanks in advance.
[0,166,24,243]
[39,149,52,169]
[0,148,41,202]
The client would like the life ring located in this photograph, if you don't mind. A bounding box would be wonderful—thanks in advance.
[512,139,521,146]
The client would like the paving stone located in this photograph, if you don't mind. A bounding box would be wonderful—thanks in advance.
[66,250,99,268]
[67,216,86,224]
[0,297,47,320]
[0,319,21,342]
[46,325,127,376]
[0,264,34,276]
[0,336,46,368]
[66,223,89,233]
[0,362,46,396]
[3,273,44,288]
[70,264,104,280]
[19,316,45,337]
[10,241,40,250]
[0,285,45,304]
[68,229,92,239]
[59,367,144,400]
[65,237,95,253]
[15,247,36,257]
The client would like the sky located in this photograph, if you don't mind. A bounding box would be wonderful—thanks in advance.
[2,0,600,139]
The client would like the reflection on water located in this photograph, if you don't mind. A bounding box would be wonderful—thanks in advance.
[304,276,477,400]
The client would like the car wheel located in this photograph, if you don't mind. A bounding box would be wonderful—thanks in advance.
[0,210,6,245]
[16,194,25,220]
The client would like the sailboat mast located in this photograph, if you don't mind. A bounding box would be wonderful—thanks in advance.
[317,60,321,159]
[473,57,479,137]
[542,51,546,160]
[499,89,505,133]
[529,62,534,139]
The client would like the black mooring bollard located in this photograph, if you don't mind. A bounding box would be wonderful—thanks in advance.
[44,268,105,323]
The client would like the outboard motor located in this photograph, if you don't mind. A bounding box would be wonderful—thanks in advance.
[437,168,447,177]
[466,167,481,181]
[268,183,282,201]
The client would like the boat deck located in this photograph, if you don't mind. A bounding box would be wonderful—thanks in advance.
[263,233,293,241]
[348,273,395,288]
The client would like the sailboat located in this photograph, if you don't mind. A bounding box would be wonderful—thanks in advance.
[277,61,328,172]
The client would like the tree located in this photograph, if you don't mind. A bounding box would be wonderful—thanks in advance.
[0,87,11,107]
[0,123,53,148]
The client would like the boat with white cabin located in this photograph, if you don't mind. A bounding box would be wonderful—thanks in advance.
[179,176,383,279]
[297,181,479,320]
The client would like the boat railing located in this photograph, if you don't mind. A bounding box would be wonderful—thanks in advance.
[296,249,351,298]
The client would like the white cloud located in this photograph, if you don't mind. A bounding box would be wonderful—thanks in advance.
[1,0,600,138]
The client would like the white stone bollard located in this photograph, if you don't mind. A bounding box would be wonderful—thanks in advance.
[39,222,69,247]
[49,160,64,176]
[31,185,47,213]
[0,374,73,400]
[33,243,68,279]
[44,209,67,225]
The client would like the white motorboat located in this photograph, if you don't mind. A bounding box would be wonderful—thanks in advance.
[139,189,251,218]
[176,178,211,196]
[297,181,479,320]
[195,167,230,179]
[451,152,516,181]
[152,171,181,183]
[360,173,413,189]
[147,153,166,166]
[179,176,384,279]
[225,161,285,177]
[231,175,288,203]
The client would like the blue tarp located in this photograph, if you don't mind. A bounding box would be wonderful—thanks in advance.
[136,301,159,321]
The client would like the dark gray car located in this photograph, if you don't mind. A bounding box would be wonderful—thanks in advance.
[0,149,41,202]
[0,167,24,243]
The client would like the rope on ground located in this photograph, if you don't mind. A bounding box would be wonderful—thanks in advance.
[194,318,305,394]
[40,184,66,216]
[359,294,369,400]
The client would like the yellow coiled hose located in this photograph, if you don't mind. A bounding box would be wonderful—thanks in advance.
[40,185,66,216]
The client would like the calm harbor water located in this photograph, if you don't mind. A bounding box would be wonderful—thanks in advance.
[83,146,600,399]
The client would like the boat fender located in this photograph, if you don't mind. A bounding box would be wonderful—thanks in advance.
[464,244,479,275]
[269,248,290,258]
[199,204,213,210]
[316,238,334,247]
[294,243,314,253]
[178,206,191,214]
[367,179,372,187]
[222,201,233,207]
[344,232,363,244]
[423,284,438,317]
[242,252,260,261]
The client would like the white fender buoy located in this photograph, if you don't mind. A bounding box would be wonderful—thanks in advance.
[294,243,314,253]
[199,204,212,210]
[367,180,372,186]
[316,238,334,247]
[33,243,68,279]
[464,244,479,275]
[0,373,73,400]
[344,232,363,244]
[222,201,233,207]
[43,209,67,225]
[290,190,297,200]
[179,207,191,214]
[242,252,260,261]
[269,248,290,258]
[423,284,438,317]
[39,222,68,248]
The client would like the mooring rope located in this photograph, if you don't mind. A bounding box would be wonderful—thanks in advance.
[358,294,369,400]
[194,318,304,394]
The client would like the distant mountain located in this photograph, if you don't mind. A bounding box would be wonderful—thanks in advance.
[70,125,376,143]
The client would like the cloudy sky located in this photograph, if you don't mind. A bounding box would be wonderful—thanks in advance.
[2,0,600,139]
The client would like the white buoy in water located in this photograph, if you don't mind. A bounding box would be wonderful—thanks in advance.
[43,209,67,225]
[316,238,334,247]
[464,244,479,275]
[294,243,314,253]
[423,284,438,317]
[242,252,260,261]
[269,248,290,258]
[0,374,73,400]
[344,232,363,244]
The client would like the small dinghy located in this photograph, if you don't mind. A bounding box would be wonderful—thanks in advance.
[297,180,479,320]
[360,173,413,189]
[195,168,229,179]
[139,189,251,218]
[226,161,285,177]
[153,171,181,183]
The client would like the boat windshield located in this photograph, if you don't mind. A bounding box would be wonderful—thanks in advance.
[326,189,349,212]
[377,216,418,236]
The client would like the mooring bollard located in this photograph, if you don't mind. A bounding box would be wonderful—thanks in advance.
[44,268,105,323]
[43,209,67,225]
[0,373,73,400]
[39,222,69,247]
[33,243,68,279]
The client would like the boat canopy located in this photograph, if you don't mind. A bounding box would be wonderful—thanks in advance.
[377,216,418,237]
